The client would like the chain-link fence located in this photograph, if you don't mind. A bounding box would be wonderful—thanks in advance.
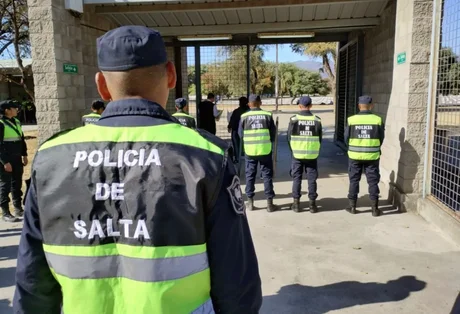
[431,0,460,211]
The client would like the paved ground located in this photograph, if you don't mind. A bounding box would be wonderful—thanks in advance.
[1,107,459,313]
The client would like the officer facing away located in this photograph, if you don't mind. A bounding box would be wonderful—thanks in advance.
[14,26,262,314]
[239,94,278,212]
[172,97,196,128]
[81,99,105,125]
[345,95,385,217]
[0,100,27,222]
[228,96,249,163]
[287,96,322,213]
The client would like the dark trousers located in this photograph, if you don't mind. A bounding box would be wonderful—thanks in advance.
[0,157,24,208]
[231,131,241,162]
[291,158,318,200]
[348,159,380,201]
[245,154,275,199]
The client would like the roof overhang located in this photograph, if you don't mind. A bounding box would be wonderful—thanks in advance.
[79,0,389,39]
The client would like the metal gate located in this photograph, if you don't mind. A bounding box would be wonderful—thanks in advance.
[336,40,359,145]
[429,0,460,212]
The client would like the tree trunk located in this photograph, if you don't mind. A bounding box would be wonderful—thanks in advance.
[10,0,34,102]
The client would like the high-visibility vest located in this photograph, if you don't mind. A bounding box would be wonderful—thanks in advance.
[35,123,224,314]
[82,113,101,126]
[0,118,23,142]
[241,110,272,157]
[172,112,196,129]
[347,113,383,160]
[289,114,321,160]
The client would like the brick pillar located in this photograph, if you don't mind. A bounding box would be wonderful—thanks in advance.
[380,0,433,211]
[28,0,85,142]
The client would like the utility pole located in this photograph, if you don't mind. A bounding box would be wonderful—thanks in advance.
[275,44,279,111]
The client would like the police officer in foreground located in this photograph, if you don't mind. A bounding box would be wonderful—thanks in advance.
[287,96,322,213]
[81,99,105,125]
[0,100,27,222]
[14,26,262,314]
[172,97,196,128]
[239,95,278,212]
[345,95,385,217]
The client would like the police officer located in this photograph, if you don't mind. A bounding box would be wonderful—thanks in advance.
[345,95,385,217]
[14,26,262,314]
[239,95,278,212]
[0,100,27,222]
[172,98,196,128]
[287,96,322,213]
[81,99,105,125]
[228,96,249,163]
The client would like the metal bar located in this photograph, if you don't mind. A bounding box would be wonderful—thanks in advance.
[273,116,279,177]
[422,0,442,198]
[356,34,365,115]
[164,33,350,47]
[174,45,183,99]
[246,44,251,96]
[194,45,201,126]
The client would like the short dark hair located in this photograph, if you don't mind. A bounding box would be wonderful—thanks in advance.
[207,93,215,99]
[91,100,105,111]
[239,97,248,107]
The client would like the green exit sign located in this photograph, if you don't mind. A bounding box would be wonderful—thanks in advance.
[397,52,406,65]
[63,63,78,74]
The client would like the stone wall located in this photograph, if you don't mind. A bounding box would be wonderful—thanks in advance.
[351,0,433,211]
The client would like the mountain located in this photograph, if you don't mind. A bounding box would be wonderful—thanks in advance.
[291,60,328,78]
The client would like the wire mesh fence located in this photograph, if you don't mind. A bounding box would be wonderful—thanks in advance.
[431,0,460,211]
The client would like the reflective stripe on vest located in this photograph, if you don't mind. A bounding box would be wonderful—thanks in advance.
[38,123,223,314]
[241,110,272,156]
[289,115,321,159]
[0,118,23,142]
[347,114,382,160]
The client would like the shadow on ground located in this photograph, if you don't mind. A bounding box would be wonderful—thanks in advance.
[0,267,16,289]
[0,299,12,313]
[262,276,426,314]
[0,228,22,239]
[0,245,18,261]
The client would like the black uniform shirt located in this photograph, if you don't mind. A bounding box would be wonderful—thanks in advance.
[0,117,27,165]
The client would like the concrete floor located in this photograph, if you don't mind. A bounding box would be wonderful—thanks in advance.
[1,107,459,313]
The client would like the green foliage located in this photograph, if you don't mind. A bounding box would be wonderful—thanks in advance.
[187,46,330,100]
[438,47,460,95]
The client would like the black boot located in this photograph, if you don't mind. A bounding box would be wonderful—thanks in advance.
[291,198,301,213]
[14,207,24,218]
[2,206,19,222]
[371,200,381,217]
[267,199,278,213]
[309,200,318,213]
[246,198,254,211]
[346,199,357,214]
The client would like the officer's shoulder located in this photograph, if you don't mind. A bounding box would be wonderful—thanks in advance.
[290,114,298,121]
[314,114,321,120]
[38,126,83,151]
[194,128,229,154]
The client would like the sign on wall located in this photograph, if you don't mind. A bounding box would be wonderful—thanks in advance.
[397,52,406,65]
[63,63,78,74]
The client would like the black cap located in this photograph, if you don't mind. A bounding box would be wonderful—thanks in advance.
[91,100,105,110]
[358,95,373,105]
[0,100,20,113]
[175,98,187,109]
[248,94,261,103]
[97,26,168,72]
[298,96,312,106]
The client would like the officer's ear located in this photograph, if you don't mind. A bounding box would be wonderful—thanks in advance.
[95,72,111,101]
[165,61,177,90]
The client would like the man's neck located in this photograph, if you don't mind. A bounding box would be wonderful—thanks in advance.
[3,115,14,119]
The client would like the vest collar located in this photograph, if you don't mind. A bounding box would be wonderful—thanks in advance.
[100,99,174,122]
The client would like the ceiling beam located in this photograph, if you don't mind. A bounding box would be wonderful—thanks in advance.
[144,17,380,36]
[93,0,388,14]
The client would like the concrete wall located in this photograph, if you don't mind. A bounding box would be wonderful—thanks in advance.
[349,0,433,211]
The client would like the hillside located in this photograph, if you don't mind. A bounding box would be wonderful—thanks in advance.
[291,60,328,78]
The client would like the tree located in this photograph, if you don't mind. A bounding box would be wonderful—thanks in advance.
[291,70,330,100]
[291,42,337,98]
[0,0,33,100]
[437,47,460,95]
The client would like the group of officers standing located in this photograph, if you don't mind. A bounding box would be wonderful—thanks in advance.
[9,25,388,313]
